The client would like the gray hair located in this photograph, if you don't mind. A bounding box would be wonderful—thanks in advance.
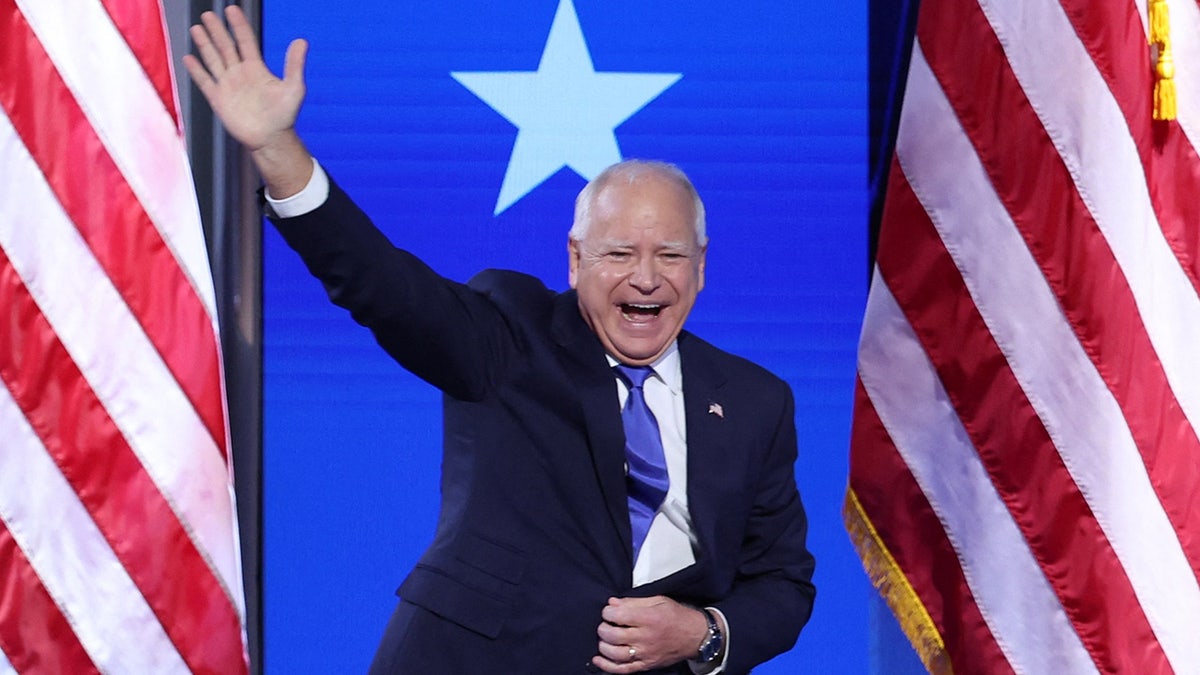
[570,160,707,245]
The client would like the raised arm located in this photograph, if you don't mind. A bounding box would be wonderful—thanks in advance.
[182,6,313,198]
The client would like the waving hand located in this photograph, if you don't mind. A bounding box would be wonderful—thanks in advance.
[183,6,313,197]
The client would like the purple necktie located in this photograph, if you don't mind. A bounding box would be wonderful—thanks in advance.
[614,365,670,563]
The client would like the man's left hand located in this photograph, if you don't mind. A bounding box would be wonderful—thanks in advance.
[591,596,707,673]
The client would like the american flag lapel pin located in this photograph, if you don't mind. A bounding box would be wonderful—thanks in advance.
[708,402,724,419]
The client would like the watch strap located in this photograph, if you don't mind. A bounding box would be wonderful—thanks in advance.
[696,608,723,663]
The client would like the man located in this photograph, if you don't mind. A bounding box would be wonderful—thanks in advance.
[185,7,815,674]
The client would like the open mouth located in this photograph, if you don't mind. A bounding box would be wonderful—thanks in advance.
[620,303,663,320]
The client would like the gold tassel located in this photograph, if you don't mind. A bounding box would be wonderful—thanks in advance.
[1155,47,1177,121]
[1150,0,1170,43]
[1150,0,1177,121]
[843,489,954,675]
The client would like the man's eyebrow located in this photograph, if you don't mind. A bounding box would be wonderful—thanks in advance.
[658,240,693,250]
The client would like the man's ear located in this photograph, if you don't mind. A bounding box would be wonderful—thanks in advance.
[567,237,581,289]
[696,245,707,293]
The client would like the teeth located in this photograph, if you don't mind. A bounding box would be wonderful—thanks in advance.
[621,303,663,320]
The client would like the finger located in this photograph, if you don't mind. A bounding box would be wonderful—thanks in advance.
[593,644,642,672]
[601,601,636,627]
[201,8,241,69]
[181,53,217,99]
[596,621,631,645]
[596,641,628,662]
[590,653,642,674]
[224,5,264,64]
[188,20,227,78]
[282,38,309,88]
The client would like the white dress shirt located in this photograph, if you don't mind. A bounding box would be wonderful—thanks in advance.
[607,345,697,586]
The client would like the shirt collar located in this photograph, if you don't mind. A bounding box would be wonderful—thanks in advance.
[606,342,682,395]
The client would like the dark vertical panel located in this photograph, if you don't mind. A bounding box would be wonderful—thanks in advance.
[868,0,920,270]
[166,0,264,672]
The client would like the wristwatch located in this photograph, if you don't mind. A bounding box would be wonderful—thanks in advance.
[695,608,724,663]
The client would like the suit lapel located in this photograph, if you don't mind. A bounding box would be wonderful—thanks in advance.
[678,333,730,567]
[550,292,634,571]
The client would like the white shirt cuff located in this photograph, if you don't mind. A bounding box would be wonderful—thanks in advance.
[264,157,329,218]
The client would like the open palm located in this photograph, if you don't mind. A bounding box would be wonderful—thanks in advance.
[183,6,307,153]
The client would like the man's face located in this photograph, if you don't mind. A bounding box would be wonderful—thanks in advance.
[569,174,706,366]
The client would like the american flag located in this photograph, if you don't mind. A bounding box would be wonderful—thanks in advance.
[847,0,1200,673]
[0,1,247,673]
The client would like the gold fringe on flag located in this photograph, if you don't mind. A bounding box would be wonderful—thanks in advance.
[1150,0,1177,121]
[844,488,954,675]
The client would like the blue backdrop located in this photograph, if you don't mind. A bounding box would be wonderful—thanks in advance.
[262,1,875,671]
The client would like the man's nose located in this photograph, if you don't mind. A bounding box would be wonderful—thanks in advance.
[628,256,661,291]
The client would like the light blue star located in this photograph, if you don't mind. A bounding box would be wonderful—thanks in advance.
[452,0,681,215]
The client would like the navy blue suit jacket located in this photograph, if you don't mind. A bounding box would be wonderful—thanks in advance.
[271,179,816,674]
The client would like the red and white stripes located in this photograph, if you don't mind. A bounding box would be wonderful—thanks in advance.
[847,0,1200,673]
[0,1,246,673]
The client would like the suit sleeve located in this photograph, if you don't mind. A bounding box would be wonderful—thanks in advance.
[268,178,517,401]
[716,383,816,675]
